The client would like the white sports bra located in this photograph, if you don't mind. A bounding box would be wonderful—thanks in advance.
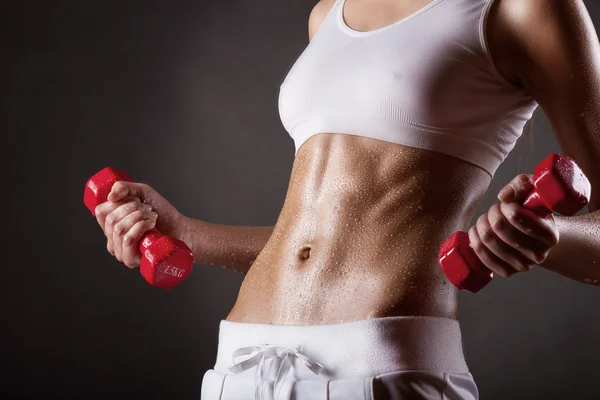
[277,0,539,178]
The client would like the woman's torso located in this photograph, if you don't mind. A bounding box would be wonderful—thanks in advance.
[226,0,529,325]
[227,134,490,325]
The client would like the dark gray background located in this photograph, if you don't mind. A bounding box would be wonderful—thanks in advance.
[4,0,599,399]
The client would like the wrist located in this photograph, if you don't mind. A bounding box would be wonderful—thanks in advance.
[177,214,195,258]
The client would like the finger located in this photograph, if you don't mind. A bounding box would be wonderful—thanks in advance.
[112,209,147,262]
[497,174,534,203]
[500,201,560,248]
[113,209,156,262]
[121,214,158,268]
[105,200,149,258]
[104,197,142,238]
[95,196,142,231]
[98,198,137,255]
[108,181,152,203]
[468,224,517,278]
[478,207,535,273]
[95,200,122,231]
[488,202,547,255]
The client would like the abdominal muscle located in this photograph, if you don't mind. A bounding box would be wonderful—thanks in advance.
[226,132,492,325]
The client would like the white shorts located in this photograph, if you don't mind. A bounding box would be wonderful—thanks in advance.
[201,316,479,399]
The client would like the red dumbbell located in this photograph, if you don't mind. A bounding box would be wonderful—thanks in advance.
[439,153,591,293]
[84,167,193,290]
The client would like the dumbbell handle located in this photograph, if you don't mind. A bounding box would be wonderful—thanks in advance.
[98,174,167,261]
[439,153,591,293]
[85,171,166,248]
[84,167,193,288]
[439,187,555,292]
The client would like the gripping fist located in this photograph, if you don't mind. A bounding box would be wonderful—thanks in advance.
[94,181,187,268]
[467,174,560,278]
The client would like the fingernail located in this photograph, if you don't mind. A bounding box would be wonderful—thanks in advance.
[498,186,515,202]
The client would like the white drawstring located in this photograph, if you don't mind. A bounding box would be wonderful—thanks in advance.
[228,343,326,399]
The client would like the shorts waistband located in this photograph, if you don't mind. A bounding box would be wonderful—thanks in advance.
[213,316,469,379]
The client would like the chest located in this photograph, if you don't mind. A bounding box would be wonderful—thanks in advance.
[278,0,489,128]
[341,0,443,33]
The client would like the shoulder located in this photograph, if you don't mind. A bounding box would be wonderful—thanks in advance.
[486,0,595,90]
[486,0,600,211]
[309,0,337,41]
[488,0,591,45]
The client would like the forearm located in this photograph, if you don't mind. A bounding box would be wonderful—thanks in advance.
[181,216,274,275]
[538,209,600,284]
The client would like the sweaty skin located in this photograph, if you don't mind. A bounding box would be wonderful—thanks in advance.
[229,138,490,325]
[226,0,526,325]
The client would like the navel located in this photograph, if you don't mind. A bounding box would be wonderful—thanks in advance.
[297,246,312,261]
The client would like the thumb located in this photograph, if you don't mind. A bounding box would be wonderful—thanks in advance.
[108,181,149,202]
[497,174,534,203]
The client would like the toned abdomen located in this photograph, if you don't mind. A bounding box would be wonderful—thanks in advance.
[226,132,491,325]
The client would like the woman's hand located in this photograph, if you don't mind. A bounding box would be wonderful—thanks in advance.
[467,174,560,278]
[94,181,187,268]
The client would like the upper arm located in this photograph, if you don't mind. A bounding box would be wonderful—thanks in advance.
[308,0,336,41]
[489,0,600,212]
